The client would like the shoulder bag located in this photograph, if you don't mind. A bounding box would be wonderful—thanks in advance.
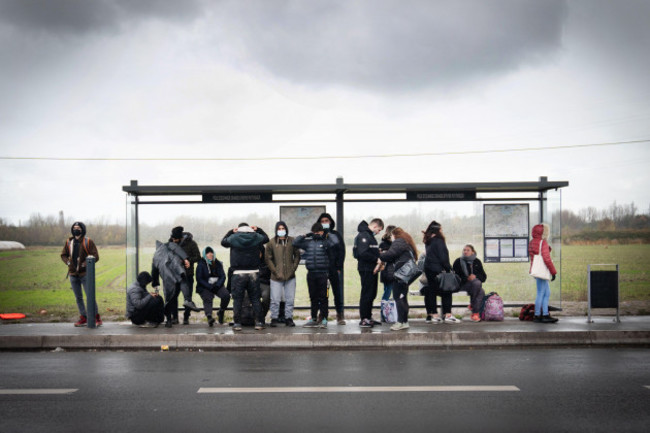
[394,250,422,285]
[529,240,551,280]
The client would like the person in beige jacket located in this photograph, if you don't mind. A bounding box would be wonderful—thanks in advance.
[265,221,301,327]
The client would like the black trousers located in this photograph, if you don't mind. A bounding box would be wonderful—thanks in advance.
[328,268,344,316]
[392,281,409,323]
[130,296,165,325]
[170,274,194,320]
[358,270,378,321]
[424,270,452,315]
[231,273,263,325]
[307,272,329,320]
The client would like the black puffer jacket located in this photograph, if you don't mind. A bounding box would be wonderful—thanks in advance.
[354,220,380,272]
[293,234,330,273]
[380,238,414,280]
[318,213,346,270]
[424,236,451,274]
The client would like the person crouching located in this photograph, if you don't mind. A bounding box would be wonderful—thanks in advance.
[126,272,165,327]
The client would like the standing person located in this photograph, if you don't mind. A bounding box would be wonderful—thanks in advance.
[452,244,487,323]
[151,227,193,328]
[354,218,384,328]
[165,229,202,325]
[259,246,272,323]
[379,225,396,322]
[379,227,418,331]
[422,220,458,323]
[265,221,301,327]
[196,246,227,327]
[126,271,164,327]
[294,223,332,328]
[60,221,102,327]
[529,223,558,323]
[221,223,269,331]
[317,213,347,325]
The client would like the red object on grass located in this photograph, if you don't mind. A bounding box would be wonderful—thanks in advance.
[0,313,26,320]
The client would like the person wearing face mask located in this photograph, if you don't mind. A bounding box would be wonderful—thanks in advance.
[61,221,101,327]
[452,244,487,322]
[317,213,347,325]
[354,218,384,328]
[265,221,301,327]
[293,223,334,328]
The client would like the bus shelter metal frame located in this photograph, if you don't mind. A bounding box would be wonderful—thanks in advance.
[123,176,568,310]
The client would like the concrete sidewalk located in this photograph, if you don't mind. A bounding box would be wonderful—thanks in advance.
[1,316,649,351]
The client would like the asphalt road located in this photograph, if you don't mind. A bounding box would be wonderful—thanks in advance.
[0,349,649,433]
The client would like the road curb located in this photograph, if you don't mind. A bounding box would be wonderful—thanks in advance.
[1,330,649,351]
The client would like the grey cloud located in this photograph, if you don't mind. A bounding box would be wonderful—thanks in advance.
[213,0,568,92]
[0,0,205,35]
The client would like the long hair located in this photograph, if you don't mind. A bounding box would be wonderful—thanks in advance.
[422,220,445,244]
[382,225,396,242]
[392,227,418,259]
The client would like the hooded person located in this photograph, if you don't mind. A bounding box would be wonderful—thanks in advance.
[60,221,102,327]
[151,227,194,327]
[126,271,164,326]
[171,228,201,325]
[196,246,227,327]
[317,212,347,324]
[221,222,269,331]
[264,221,301,327]
[354,218,384,327]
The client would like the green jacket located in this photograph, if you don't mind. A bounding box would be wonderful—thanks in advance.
[264,236,301,282]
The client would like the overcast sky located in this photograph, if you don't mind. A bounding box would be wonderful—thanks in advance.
[0,0,649,226]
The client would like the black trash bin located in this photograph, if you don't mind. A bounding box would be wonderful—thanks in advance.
[587,264,619,323]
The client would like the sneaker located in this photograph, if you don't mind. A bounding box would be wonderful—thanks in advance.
[270,318,279,327]
[445,315,460,323]
[208,317,215,327]
[533,315,542,323]
[95,314,103,327]
[182,318,190,325]
[542,315,559,323]
[139,321,159,328]
[74,315,87,327]
[183,300,202,312]
[425,315,432,324]
[255,321,266,330]
[172,318,180,325]
[233,323,242,331]
[372,319,382,326]
[320,318,328,328]
[303,319,319,328]
[359,319,373,328]
[431,315,443,324]
[336,313,346,325]
[470,313,481,322]
[165,320,173,328]
[285,318,295,327]
[390,322,404,331]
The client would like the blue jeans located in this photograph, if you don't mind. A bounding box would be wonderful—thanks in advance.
[382,282,393,301]
[69,275,98,317]
[535,277,550,316]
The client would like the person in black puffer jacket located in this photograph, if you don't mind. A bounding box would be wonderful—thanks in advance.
[379,225,397,309]
[422,220,456,324]
[293,223,333,328]
[380,227,418,330]
[317,213,347,324]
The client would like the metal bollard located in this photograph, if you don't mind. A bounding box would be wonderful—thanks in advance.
[86,256,96,329]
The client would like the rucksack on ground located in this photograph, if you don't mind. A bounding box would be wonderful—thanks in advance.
[519,303,536,321]
[481,292,504,321]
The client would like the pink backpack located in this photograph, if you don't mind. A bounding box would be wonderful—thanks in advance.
[481,292,504,321]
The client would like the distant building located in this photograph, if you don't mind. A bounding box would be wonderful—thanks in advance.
[0,241,26,250]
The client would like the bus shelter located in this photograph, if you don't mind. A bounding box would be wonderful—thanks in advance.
[123,176,568,309]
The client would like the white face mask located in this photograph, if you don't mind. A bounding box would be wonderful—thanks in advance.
[277,230,287,237]
[321,223,330,230]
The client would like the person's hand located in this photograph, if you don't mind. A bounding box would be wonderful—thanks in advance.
[184,260,190,269]
[251,226,257,231]
[551,274,556,281]
[468,274,476,281]
[233,227,238,233]
[151,292,159,297]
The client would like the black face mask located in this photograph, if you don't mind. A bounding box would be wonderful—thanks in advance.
[72,229,82,237]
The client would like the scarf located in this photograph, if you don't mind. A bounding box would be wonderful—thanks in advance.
[460,253,476,277]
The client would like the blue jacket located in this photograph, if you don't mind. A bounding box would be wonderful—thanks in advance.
[293,234,331,273]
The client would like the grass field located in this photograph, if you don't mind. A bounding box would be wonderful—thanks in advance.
[1,244,648,321]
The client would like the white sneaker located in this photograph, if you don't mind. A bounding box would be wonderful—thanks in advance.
[444,315,460,323]
[431,315,443,324]
[391,322,408,331]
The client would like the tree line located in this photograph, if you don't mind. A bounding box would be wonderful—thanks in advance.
[1,201,648,247]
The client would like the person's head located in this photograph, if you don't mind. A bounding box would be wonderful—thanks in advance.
[368,218,384,235]
[392,227,418,259]
[311,222,324,236]
[382,225,396,242]
[318,213,335,231]
[422,220,444,244]
[136,271,153,288]
[70,221,86,239]
[170,226,184,242]
[462,244,476,257]
[275,221,288,238]
[204,246,215,262]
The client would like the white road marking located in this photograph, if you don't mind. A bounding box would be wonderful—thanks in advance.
[0,389,78,395]
[198,385,519,393]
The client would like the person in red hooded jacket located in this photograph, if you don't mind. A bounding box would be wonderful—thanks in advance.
[529,223,558,323]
